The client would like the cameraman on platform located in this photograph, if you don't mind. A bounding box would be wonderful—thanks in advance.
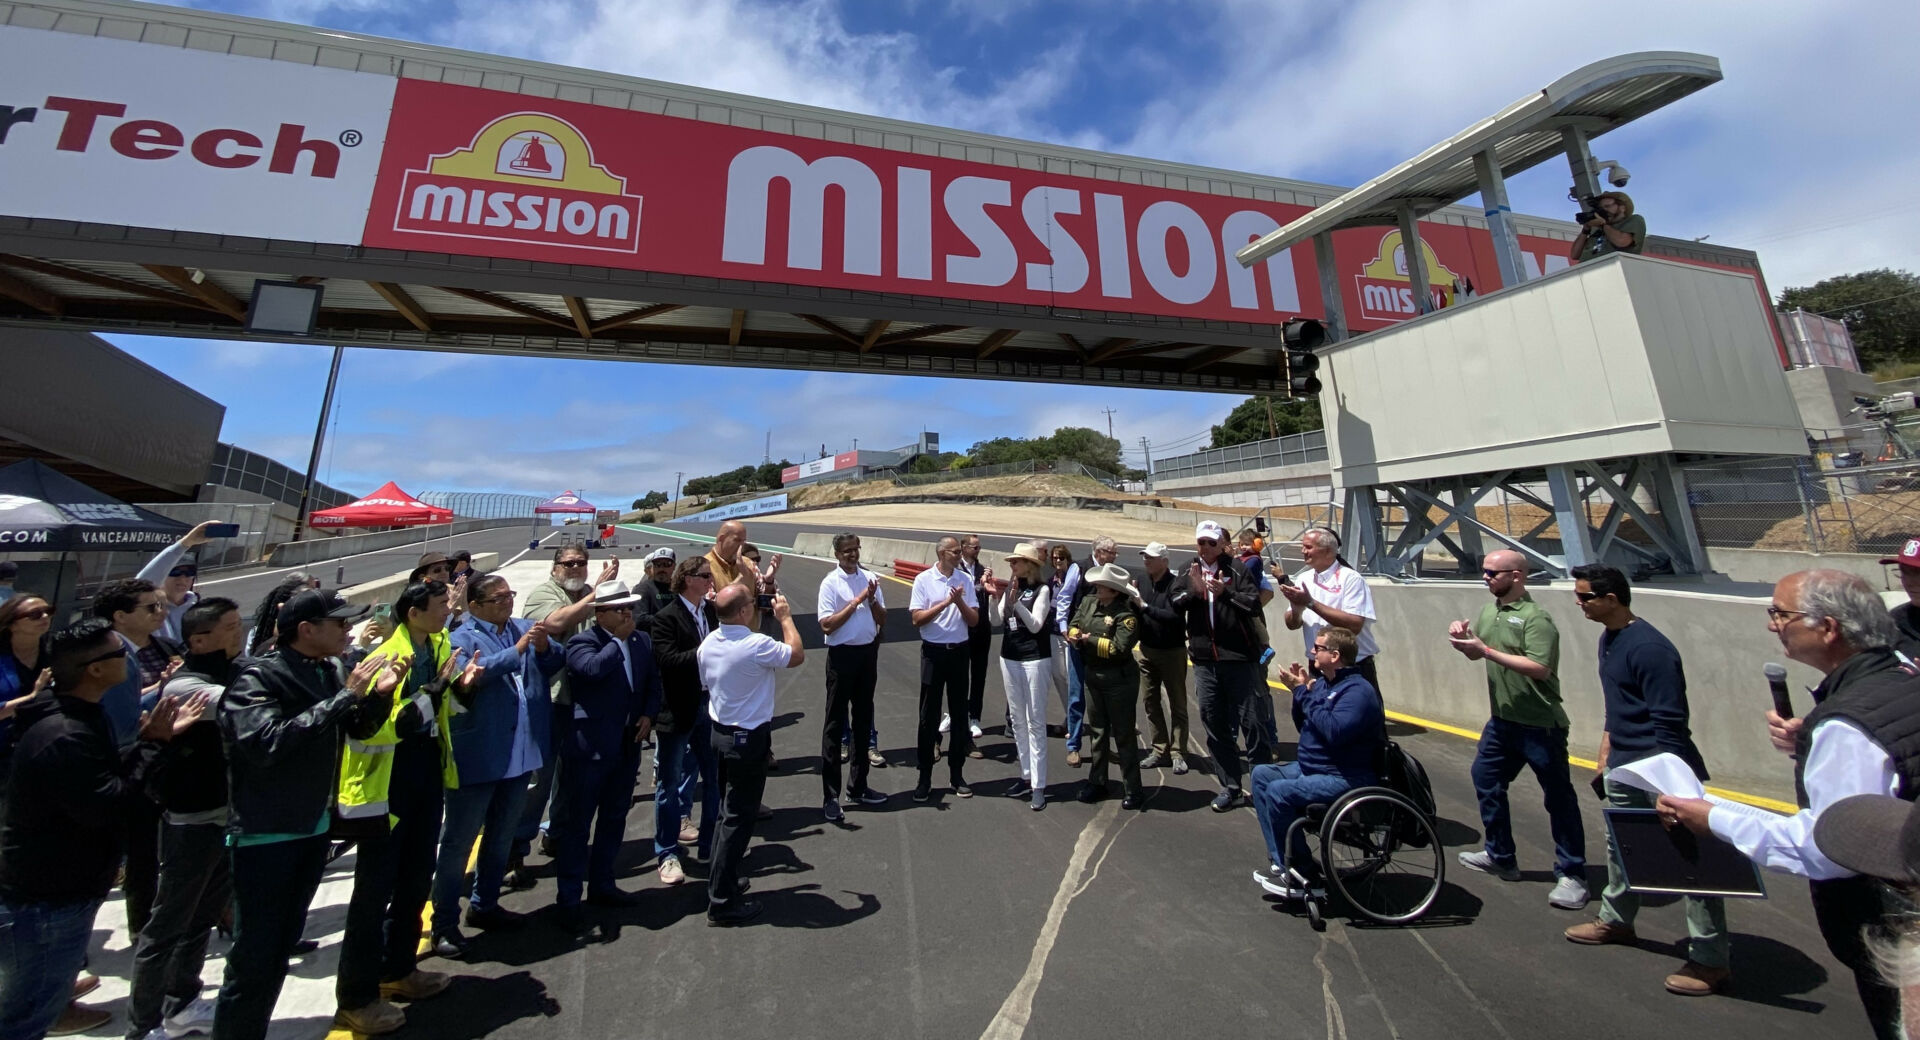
[1569,192,1644,264]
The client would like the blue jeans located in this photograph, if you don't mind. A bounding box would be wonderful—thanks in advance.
[1250,762,1353,874]
[433,774,530,927]
[654,719,719,861]
[1470,717,1586,878]
[0,896,102,1040]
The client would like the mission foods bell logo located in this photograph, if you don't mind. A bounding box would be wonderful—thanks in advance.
[1354,229,1465,322]
[391,112,642,253]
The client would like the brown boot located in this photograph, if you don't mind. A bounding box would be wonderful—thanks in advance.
[47,1003,111,1036]
[1563,918,1637,945]
[1665,961,1730,996]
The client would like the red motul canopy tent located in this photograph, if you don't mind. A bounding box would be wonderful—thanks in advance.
[308,481,454,528]
[533,491,596,515]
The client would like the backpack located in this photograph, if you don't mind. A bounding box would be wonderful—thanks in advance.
[1374,740,1437,846]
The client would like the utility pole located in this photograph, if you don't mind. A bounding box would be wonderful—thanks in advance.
[1139,436,1154,492]
[763,430,771,465]
[673,471,684,517]
[1100,406,1118,441]
[290,344,345,542]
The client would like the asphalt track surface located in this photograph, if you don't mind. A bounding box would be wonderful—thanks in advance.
[349,524,1865,1040]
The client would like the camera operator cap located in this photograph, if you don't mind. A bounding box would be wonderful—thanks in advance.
[1814,793,1920,884]
[280,588,371,629]
[644,547,676,565]
[1139,542,1169,559]
[1880,538,1920,568]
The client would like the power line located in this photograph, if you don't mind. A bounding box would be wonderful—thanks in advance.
[1797,287,1920,318]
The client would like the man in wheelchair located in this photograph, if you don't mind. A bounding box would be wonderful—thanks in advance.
[1251,627,1387,899]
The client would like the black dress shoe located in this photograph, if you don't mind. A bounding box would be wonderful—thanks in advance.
[553,904,589,932]
[292,938,321,955]
[707,898,763,927]
[503,867,536,892]
[464,905,527,930]
[1076,783,1104,804]
[586,888,642,908]
[1121,792,1145,811]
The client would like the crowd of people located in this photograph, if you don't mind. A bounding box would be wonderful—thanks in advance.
[0,512,1916,1039]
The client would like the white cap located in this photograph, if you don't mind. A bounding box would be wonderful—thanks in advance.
[1139,541,1169,558]
[644,547,676,564]
[1194,520,1227,542]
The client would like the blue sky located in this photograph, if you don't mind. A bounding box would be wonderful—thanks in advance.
[107,0,1919,505]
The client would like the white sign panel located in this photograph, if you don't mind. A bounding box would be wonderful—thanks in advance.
[0,26,395,243]
[668,493,789,525]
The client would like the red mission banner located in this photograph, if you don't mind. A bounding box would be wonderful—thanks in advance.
[361,79,1753,336]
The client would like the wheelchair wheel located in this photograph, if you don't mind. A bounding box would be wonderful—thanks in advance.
[1318,788,1444,925]
[1306,896,1326,932]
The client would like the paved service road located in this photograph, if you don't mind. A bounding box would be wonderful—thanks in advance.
[74,522,1861,1040]
[414,538,1862,1039]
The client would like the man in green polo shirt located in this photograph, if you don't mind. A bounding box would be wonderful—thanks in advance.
[1446,549,1589,911]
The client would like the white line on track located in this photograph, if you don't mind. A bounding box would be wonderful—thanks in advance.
[977,799,1122,1040]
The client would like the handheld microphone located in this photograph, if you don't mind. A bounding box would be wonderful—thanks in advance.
[1764,662,1794,720]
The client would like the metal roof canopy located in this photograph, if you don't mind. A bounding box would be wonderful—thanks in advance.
[1237,52,1722,337]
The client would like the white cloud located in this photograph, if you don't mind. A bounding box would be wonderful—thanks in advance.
[1119,0,1920,291]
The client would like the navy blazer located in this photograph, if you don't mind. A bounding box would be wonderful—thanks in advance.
[562,624,664,762]
[447,617,565,785]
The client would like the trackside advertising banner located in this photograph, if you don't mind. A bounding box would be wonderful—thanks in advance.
[668,493,790,525]
[0,27,396,244]
[0,27,1777,346]
[360,79,1595,330]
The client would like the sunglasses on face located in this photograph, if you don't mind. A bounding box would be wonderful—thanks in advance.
[1482,568,1517,579]
[1312,643,1334,654]
[14,608,50,622]
[1575,591,1607,603]
[558,560,589,569]
[85,644,130,665]
[595,605,633,615]
[480,592,517,605]
[1196,539,1218,547]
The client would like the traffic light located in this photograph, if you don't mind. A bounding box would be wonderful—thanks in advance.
[1283,318,1326,397]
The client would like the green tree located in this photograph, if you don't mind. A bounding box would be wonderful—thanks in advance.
[631,490,668,510]
[1210,395,1322,448]
[754,459,793,490]
[1778,269,1920,373]
[909,454,940,474]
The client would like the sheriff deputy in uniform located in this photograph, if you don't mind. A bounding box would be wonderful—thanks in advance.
[1068,563,1145,809]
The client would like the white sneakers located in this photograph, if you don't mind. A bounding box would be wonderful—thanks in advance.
[968,719,983,739]
[939,713,952,734]
[658,855,686,885]
[163,995,218,1037]
[1548,875,1590,910]
[1457,849,1522,882]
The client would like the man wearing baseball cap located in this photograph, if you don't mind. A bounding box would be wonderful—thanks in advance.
[1881,538,1920,661]
[635,547,677,637]
[1173,520,1265,812]
[212,589,400,1040]
[1133,542,1191,775]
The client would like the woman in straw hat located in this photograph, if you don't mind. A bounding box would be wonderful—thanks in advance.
[992,543,1054,810]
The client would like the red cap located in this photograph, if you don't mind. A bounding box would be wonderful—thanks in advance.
[1880,537,1920,567]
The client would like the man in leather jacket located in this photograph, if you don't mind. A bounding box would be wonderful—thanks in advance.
[210,589,395,1040]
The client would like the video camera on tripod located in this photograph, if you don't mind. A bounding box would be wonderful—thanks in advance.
[1853,392,1918,421]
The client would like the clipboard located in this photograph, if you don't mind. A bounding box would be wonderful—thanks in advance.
[1604,809,1768,899]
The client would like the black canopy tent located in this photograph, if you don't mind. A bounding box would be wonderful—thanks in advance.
[0,459,190,612]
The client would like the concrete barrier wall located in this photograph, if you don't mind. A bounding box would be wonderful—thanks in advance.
[1300,580,1805,803]
[1705,546,1895,588]
[338,552,501,609]
[268,518,533,567]
[807,529,1802,802]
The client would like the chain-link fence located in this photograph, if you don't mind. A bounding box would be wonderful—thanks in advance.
[1151,429,1328,482]
[1685,453,1920,555]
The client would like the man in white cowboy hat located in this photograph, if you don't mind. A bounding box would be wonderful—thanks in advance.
[552,580,662,929]
[1069,562,1146,809]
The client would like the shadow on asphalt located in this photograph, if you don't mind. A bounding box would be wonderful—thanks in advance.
[400,970,561,1038]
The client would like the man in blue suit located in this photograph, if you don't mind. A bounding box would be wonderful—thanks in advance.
[436,574,565,952]
[553,581,663,929]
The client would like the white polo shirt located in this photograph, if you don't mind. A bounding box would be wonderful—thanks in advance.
[1290,561,1379,660]
[818,566,885,647]
[910,565,971,645]
[698,623,791,728]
